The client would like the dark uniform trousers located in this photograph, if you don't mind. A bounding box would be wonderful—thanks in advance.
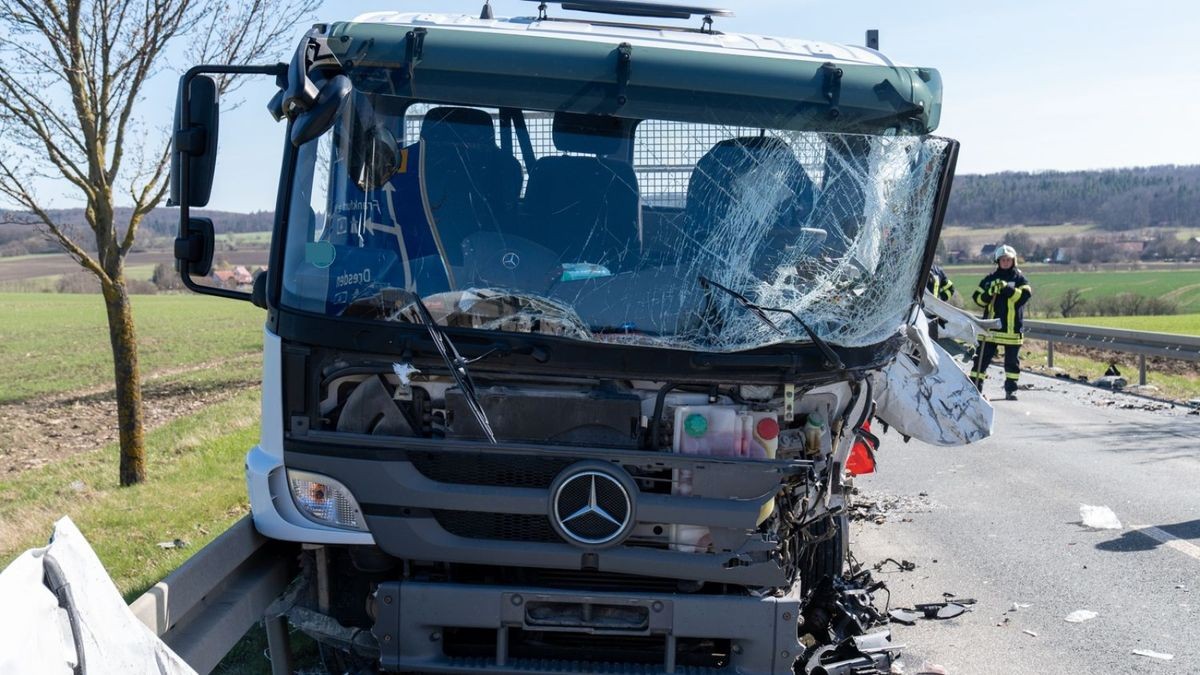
[971,340,1021,394]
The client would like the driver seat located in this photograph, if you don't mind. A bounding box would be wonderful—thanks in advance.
[420,107,523,265]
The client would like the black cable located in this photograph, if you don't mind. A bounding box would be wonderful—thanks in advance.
[647,382,680,450]
[43,556,85,675]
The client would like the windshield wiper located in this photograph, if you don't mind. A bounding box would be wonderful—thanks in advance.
[402,291,497,443]
[697,275,845,370]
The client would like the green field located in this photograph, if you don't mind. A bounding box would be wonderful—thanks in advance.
[0,293,265,402]
[0,262,160,292]
[1045,313,1200,336]
[948,268,1200,316]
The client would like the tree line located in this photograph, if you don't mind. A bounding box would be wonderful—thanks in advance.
[0,208,275,257]
[946,165,1200,229]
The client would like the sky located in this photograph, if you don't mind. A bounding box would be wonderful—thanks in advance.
[13,0,1200,212]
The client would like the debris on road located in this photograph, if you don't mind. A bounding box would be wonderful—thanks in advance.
[1131,649,1174,661]
[1080,504,1123,530]
[1094,375,1127,390]
[850,491,938,524]
[1064,610,1098,623]
[874,558,917,572]
[1022,629,1038,638]
[156,538,189,550]
[888,600,970,623]
[916,661,947,675]
[1009,602,1032,612]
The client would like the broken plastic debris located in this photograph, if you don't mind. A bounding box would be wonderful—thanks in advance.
[156,538,188,550]
[1080,504,1122,530]
[1063,610,1097,623]
[889,609,920,625]
[1131,649,1173,661]
[391,362,421,386]
[1009,602,1031,612]
[1022,629,1038,638]
[917,661,947,675]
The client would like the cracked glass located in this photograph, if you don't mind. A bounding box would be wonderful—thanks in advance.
[281,96,952,351]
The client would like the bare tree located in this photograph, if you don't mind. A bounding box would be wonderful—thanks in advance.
[1058,287,1086,318]
[0,0,318,485]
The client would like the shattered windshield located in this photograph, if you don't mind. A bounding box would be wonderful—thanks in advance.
[281,97,953,351]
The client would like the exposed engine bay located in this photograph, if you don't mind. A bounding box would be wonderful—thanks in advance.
[272,348,902,673]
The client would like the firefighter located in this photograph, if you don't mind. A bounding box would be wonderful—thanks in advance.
[970,245,1032,400]
[926,263,955,302]
[924,263,955,340]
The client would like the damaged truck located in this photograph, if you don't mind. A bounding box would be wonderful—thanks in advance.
[169,1,991,672]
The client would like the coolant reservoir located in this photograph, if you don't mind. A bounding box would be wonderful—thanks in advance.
[672,406,741,456]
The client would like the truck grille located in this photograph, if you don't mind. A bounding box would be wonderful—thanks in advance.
[411,452,573,488]
[433,510,560,543]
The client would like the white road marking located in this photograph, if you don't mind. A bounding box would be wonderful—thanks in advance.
[1130,523,1200,562]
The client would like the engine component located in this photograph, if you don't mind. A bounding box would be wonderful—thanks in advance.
[445,386,640,447]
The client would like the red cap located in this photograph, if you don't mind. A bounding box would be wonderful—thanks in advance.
[755,417,779,441]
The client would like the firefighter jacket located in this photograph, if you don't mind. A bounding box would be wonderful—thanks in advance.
[972,267,1032,344]
[926,264,955,301]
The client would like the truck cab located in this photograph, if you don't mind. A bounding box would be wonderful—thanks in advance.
[171,3,974,673]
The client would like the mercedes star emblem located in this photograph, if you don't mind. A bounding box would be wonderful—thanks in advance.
[500,251,521,270]
[551,469,632,546]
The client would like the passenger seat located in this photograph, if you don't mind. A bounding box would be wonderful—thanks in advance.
[521,112,641,269]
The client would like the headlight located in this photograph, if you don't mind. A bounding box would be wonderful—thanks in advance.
[287,470,368,531]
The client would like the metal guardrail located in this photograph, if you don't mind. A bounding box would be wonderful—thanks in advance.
[129,516,298,674]
[1024,320,1200,385]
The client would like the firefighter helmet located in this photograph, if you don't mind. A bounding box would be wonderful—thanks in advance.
[994,244,1017,262]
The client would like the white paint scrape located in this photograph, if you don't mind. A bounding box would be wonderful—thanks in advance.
[1080,504,1122,530]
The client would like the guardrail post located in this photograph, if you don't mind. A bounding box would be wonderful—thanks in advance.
[1047,340,1054,369]
[1139,354,1147,386]
[265,613,293,675]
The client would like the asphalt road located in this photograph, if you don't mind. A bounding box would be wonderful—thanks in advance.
[852,373,1200,675]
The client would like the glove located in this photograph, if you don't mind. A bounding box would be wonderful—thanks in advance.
[988,279,1006,295]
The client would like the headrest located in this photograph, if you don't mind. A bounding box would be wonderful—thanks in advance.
[420,106,496,146]
[552,112,624,155]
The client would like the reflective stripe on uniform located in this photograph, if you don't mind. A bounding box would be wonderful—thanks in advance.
[1005,372,1020,380]
[980,331,1024,345]
[970,370,986,379]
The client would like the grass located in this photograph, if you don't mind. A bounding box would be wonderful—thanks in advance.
[214,230,272,247]
[947,268,1200,315]
[0,292,265,402]
[0,390,260,600]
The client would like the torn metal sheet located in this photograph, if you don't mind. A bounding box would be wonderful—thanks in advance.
[922,290,1000,344]
[0,517,195,674]
[872,312,993,445]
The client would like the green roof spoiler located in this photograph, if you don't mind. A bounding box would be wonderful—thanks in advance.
[325,22,942,135]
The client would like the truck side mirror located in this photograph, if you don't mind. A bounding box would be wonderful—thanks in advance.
[290,74,352,146]
[169,74,220,208]
[175,217,215,277]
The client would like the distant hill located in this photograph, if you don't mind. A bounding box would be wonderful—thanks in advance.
[946,165,1200,230]
[0,208,273,256]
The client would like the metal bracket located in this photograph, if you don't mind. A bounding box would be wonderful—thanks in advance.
[403,28,428,88]
[820,62,843,119]
[615,42,633,107]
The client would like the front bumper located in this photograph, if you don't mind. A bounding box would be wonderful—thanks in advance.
[285,432,813,586]
[373,581,803,674]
